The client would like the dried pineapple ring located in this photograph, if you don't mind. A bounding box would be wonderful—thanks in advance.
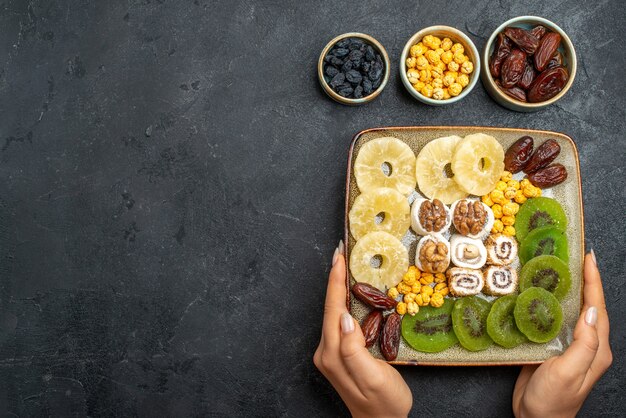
[349,188,410,240]
[415,135,468,204]
[451,133,505,196]
[354,137,417,196]
[349,231,409,291]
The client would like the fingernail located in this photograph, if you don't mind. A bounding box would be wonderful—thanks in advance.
[590,249,597,268]
[341,312,355,334]
[338,240,345,256]
[332,247,339,266]
[585,306,598,326]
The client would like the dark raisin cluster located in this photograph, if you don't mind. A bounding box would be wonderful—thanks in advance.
[323,38,385,99]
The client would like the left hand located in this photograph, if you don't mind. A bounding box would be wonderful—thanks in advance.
[313,242,412,418]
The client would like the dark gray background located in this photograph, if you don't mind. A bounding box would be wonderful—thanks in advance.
[0,0,624,416]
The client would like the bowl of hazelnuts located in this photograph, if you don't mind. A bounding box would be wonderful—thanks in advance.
[481,16,577,112]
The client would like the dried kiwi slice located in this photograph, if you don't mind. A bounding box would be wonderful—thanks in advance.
[451,296,493,351]
[519,227,569,265]
[487,295,528,348]
[514,287,563,343]
[516,197,567,242]
[520,255,571,300]
[401,299,458,353]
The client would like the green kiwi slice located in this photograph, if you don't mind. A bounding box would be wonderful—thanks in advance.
[514,287,563,343]
[516,197,567,242]
[401,299,458,353]
[487,295,528,348]
[520,227,569,265]
[520,255,571,300]
[451,296,493,351]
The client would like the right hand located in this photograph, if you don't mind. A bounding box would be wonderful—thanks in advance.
[512,252,613,417]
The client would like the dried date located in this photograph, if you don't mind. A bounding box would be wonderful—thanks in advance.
[361,310,383,348]
[518,59,536,90]
[524,139,561,174]
[500,49,526,88]
[352,283,398,310]
[380,313,401,361]
[505,135,534,173]
[545,51,563,70]
[489,33,512,78]
[527,66,569,102]
[499,83,527,102]
[504,27,539,55]
[530,25,547,40]
[527,164,568,188]
[534,32,562,72]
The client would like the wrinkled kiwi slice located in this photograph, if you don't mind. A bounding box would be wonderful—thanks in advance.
[516,197,567,242]
[520,255,571,300]
[401,299,458,353]
[487,295,528,348]
[520,227,569,265]
[451,296,493,351]
[514,287,563,343]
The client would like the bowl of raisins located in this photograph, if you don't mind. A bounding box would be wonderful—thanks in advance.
[318,33,390,105]
[482,16,577,112]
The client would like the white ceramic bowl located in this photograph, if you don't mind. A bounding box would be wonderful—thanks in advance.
[481,16,577,112]
[400,26,480,106]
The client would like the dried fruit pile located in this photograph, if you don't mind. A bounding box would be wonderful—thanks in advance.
[323,37,385,99]
[490,25,569,102]
[405,35,474,100]
[348,134,574,359]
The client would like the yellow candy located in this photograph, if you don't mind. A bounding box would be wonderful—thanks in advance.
[411,283,422,293]
[410,43,428,57]
[396,302,407,315]
[441,37,453,51]
[449,83,462,96]
[426,50,441,65]
[514,190,527,204]
[456,73,469,88]
[501,215,515,226]
[430,292,444,308]
[491,204,503,218]
[451,43,464,54]
[421,84,434,98]
[441,50,454,64]
[502,202,520,216]
[501,171,513,182]
[490,189,507,205]
[481,194,494,206]
[496,181,508,191]
[447,61,460,72]
[507,179,520,190]
[404,293,416,304]
[434,273,446,283]
[388,287,399,299]
[492,219,504,233]
[504,187,517,200]
[421,285,434,297]
[503,226,516,237]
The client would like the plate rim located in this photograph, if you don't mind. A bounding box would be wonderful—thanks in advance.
[343,125,585,366]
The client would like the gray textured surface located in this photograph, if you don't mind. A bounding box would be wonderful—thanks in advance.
[0,0,624,416]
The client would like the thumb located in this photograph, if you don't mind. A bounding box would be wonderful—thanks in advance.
[553,306,599,384]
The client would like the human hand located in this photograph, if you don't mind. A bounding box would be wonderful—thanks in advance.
[512,251,613,418]
[313,241,412,418]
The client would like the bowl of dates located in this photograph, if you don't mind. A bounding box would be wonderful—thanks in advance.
[400,26,480,106]
[481,16,577,112]
[318,33,390,105]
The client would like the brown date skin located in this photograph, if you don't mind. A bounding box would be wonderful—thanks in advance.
[527,66,569,103]
[380,313,401,361]
[505,136,534,173]
[362,310,383,348]
[504,27,539,55]
[499,84,527,102]
[530,25,547,40]
[500,49,526,88]
[534,32,562,72]
[527,164,568,188]
[352,283,398,310]
[524,139,561,174]
[490,33,512,78]
[518,59,536,90]
[545,52,563,70]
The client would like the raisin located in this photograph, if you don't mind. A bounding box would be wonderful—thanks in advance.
[361,61,371,72]
[341,60,353,72]
[524,139,561,174]
[504,27,539,55]
[336,38,349,48]
[362,78,373,94]
[353,85,363,98]
[527,164,568,188]
[346,70,362,84]
[534,32,561,72]
[380,313,401,361]
[504,135,534,173]
[348,49,363,61]
[489,33,512,78]
[372,77,382,89]
[500,49,526,88]
[330,57,343,66]
[348,38,364,50]
[365,45,375,61]
[333,47,349,58]
[527,66,569,103]
[325,65,339,77]
[369,61,383,81]
[329,72,345,88]
[337,86,354,97]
